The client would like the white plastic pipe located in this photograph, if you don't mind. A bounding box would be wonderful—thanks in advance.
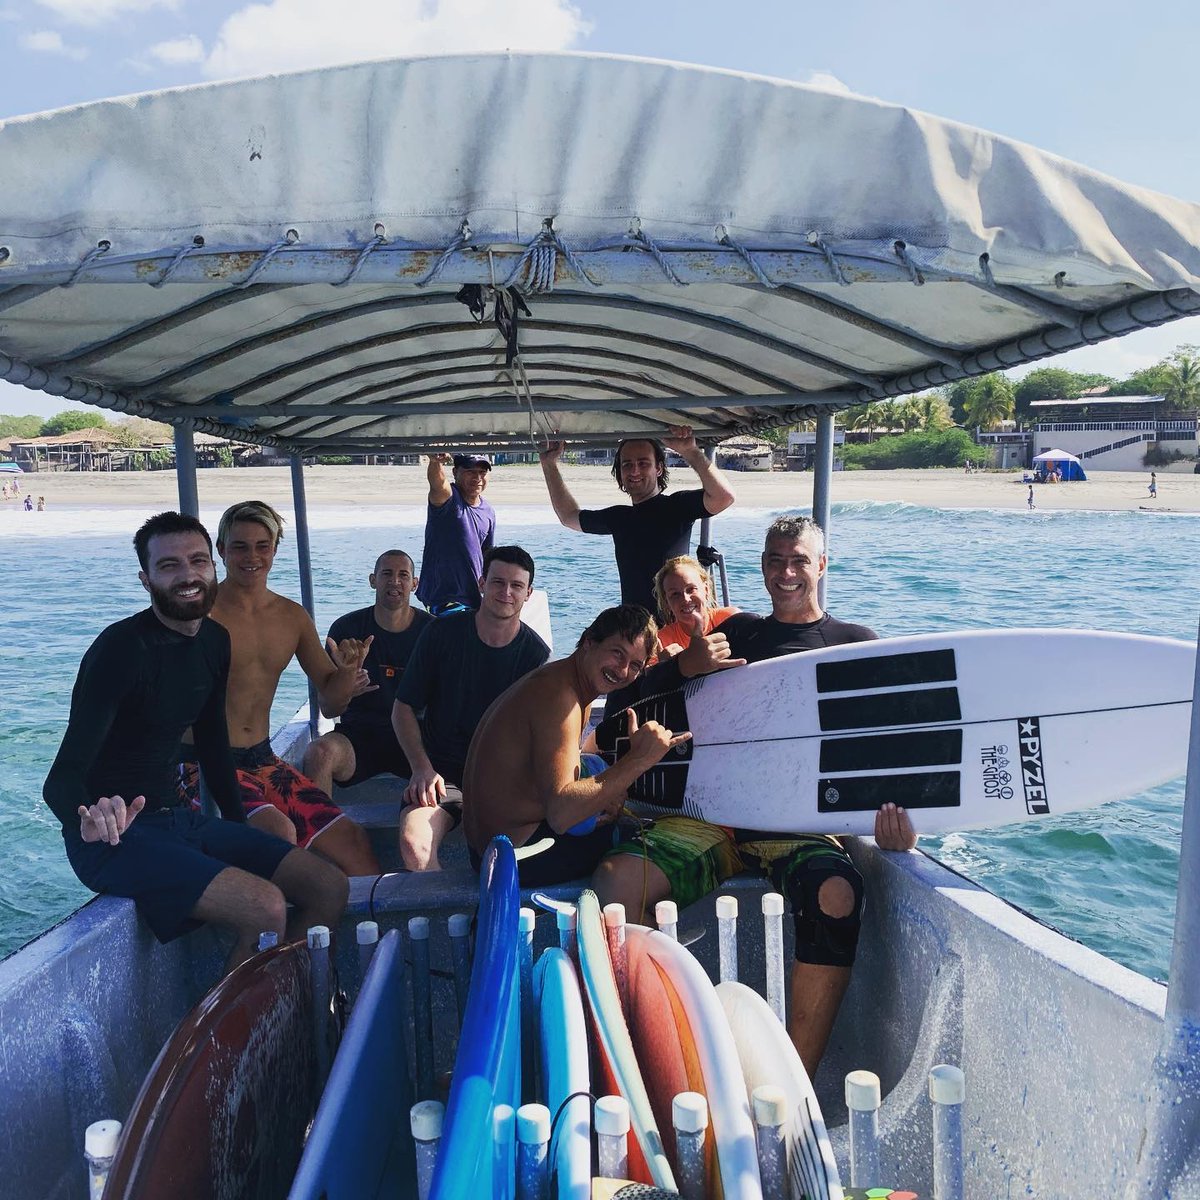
[84,1119,121,1200]
[655,899,678,941]
[515,1103,551,1200]
[751,1086,788,1200]
[356,920,379,999]
[493,1103,516,1200]
[556,905,577,958]
[762,891,786,1024]
[410,1100,444,1200]
[409,916,434,1099]
[929,1065,965,1200]
[604,903,629,1013]
[673,1091,709,1200]
[716,894,738,983]
[845,1069,881,1188]
[595,1095,630,1180]
[257,930,278,952]
[448,912,472,1024]
[307,924,332,1088]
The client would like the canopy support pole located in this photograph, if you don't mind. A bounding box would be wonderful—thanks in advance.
[290,454,320,739]
[697,447,730,607]
[1125,614,1200,1197]
[812,414,835,608]
[174,426,199,518]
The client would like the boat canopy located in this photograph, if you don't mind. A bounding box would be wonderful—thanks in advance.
[1,52,1199,454]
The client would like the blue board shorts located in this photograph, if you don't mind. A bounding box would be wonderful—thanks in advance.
[63,806,293,943]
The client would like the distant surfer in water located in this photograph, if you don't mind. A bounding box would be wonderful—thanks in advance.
[593,514,917,1074]
[539,427,736,614]
[651,554,739,656]
[43,511,346,972]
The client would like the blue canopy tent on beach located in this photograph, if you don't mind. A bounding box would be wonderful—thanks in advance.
[1033,448,1087,481]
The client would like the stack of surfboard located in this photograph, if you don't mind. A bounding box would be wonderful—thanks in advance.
[430,838,916,1199]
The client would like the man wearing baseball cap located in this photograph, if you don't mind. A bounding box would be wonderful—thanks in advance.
[415,452,496,615]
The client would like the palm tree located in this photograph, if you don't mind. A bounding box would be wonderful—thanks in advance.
[915,392,953,431]
[849,402,885,443]
[963,375,1015,431]
[1162,351,1200,408]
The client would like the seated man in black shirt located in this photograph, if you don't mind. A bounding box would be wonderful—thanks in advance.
[43,512,347,973]
[391,545,550,870]
[302,549,432,794]
[539,426,736,614]
[594,514,916,1075]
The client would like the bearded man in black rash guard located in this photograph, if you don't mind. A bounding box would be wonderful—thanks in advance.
[43,512,347,973]
[593,514,917,1076]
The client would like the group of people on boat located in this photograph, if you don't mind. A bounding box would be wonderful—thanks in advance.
[44,424,915,1072]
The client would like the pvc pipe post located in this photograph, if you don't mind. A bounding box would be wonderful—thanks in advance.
[846,1070,882,1188]
[716,894,738,983]
[655,899,678,941]
[752,1086,788,1200]
[603,903,629,1014]
[762,891,786,1025]
[409,916,434,1099]
[448,912,472,1025]
[257,930,278,952]
[493,1103,516,1200]
[84,1119,121,1200]
[556,905,577,959]
[515,1103,551,1200]
[673,1091,709,1200]
[929,1064,965,1200]
[355,920,379,1000]
[307,925,332,1089]
[410,1100,444,1200]
[595,1095,630,1180]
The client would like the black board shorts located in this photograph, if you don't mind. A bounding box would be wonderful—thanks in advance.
[338,722,411,787]
[470,820,641,888]
[64,807,292,943]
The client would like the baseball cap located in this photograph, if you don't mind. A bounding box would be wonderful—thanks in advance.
[452,453,492,470]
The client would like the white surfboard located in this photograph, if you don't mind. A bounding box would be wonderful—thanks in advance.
[593,629,1195,835]
[716,980,843,1200]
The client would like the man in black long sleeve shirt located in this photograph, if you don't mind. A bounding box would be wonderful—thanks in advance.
[44,512,346,972]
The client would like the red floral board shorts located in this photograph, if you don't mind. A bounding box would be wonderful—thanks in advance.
[179,738,345,849]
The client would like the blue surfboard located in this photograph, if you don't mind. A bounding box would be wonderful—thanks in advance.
[430,837,522,1200]
[288,929,415,1199]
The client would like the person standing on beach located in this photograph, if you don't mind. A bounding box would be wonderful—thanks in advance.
[188,500,382,876]
[392,545,549,870]
[43,511,347,973]
[1149,471,1158,499]
[301,550,432,796]
[1027,484,1036,510]
[539,426,736,614]
[415,452,496,615]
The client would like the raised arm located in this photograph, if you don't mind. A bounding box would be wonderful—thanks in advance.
[663,425,736,516]
[535,708,690,834]
[538,441,583,531]
[426,452,453,507]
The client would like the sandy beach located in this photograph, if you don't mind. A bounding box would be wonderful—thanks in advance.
[3,463,1196,515]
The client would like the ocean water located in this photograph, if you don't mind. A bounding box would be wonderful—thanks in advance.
[0,497,1195,980]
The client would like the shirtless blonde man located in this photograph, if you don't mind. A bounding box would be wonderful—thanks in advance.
[463,605,692,885]
[185,501,380,876]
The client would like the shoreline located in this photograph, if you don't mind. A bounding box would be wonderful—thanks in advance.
[0,463,1195,515]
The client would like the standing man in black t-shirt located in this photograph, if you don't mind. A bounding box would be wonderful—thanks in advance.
[595,514,916,1076]
[539,426,736,614]
[392,545,550,870]
[43,511,347,973]
[302,549,433,795]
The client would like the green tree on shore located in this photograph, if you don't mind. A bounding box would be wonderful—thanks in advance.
[0,414,42,440]
[1161,346,1200,408]
[39,410,106,437]
[953,374,1015,431]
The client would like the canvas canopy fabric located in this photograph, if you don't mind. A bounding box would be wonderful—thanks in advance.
[1033,449,1086,481]
[0,53,1198,453]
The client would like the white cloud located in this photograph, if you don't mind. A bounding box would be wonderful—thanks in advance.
[35,0,178,25]
[203,0,590,80]
[0,9,21,21]
[20,29,88,59]
[147,33,205,65]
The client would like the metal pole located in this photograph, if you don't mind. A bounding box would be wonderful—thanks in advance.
[174,426,199,517]
[289,453,320,737]
[1126,620,1200,1198]
[812,413,835,610]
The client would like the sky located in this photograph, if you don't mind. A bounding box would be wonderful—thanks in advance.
[1,0,1198,418]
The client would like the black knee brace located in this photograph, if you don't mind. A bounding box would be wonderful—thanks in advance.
[788,857,865,969]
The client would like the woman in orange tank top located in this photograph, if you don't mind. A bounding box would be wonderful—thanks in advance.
[652,554,738,657]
